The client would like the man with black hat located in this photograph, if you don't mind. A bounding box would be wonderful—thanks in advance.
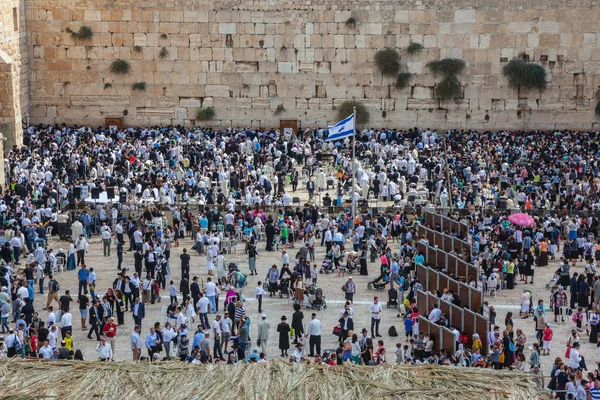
[190,276,201,312]
[292,342,304,362]
[277,315,290,357]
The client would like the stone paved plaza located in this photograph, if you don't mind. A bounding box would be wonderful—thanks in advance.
[31,208,596,374]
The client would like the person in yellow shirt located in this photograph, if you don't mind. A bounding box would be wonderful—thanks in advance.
[506,259,516,289]
[64,331,73,351]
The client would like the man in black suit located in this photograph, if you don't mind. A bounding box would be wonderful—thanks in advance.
[132,297,145,328]
[265,221,275,251]
[180,248,191,280]
[134,249,143,277]
[190,276,201,312]
[306,178,315,201]
[87,299,103,341]
[338,311,354,343]
[21,298,34,325]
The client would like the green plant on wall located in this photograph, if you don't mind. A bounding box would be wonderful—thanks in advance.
[109,59,131,74]
[273,104,285,115]
[374,49,401,77]
[406,42,423,55]
[133,46,142,53]
[435,75,462,100]
[158,47,169,59]
[337,101,370,125]
[345,17,357,29]
[426,58,466,100]
[502,59,547,90]
[66,26,94,40]
[196,107,215,121]
[103,83,112,89]
[160,33,168,39]
[131,82,146,91]
[427,59,466,76]
[395,72,413,90]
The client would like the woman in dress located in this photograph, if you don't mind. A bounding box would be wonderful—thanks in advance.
[206,244,215,276]
[67,239,76,271]
[185,298,196,324]
[294,276,304,306]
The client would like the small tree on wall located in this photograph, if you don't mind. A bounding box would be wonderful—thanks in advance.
[337,101,370,125]
[427,58,466,100]
[374,49,401,77]
[503,59,547,90]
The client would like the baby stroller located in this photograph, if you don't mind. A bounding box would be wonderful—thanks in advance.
[346,252,359,274]
[368,270,390,291]
[320,252,335,274]
[386,288,398,308]
[278,278,291,298]
[310,287,327,311]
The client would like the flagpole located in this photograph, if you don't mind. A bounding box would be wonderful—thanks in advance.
[352,103,356,227]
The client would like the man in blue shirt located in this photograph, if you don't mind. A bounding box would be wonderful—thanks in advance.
[77,264,90,297]
[192,325,205,349]
[591,377,600,400]
[390,258,399,290]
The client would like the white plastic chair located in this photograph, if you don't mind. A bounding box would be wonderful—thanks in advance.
[55,257,65,273]
[486,278,497,298]
[287,287,295,304]
[161,306,168,321]
[46,226,53,242]
[230,239,238,254]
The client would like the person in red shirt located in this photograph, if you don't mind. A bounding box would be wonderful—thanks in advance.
[542,323,553,356]
[102,317,117,358]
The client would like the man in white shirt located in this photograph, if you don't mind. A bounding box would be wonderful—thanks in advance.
[75,234,88,267]
[38,339,53,358]
[133,228,143,251]
[221,311,232,354]
[48,325,58,349]
[292,342,304,362]
[196,293,210,329]
[370,297,383,338]
[100,222,112,257]
[175,307,186,330]
[60,310,72,339]
[96,336,113,361]
[17,285,28,301]
[428,304,442,324]
[204,278,217,314]
[305,313,322,357]
[212,314,223,361]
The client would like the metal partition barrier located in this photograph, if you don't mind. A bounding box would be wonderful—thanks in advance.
[415,264,484,310]
[415,289,487,353]
[417,224,472,256]
[417,243,478,284]
[424,210,469,239]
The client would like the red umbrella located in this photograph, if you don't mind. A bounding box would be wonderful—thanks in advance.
[507,213,535,227]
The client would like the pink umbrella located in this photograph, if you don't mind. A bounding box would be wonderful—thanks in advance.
[507,213,535,227]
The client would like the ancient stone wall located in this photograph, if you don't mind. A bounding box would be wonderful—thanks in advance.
[21,0,600,130]
[1,0,28,149]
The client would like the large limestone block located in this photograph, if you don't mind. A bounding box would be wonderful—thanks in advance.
[83,10,101,22]
[219,23,236,34]
[455,10,476,24]
[205,85,230,97]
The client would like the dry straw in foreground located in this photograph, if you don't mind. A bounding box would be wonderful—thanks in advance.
[0,359,548,400]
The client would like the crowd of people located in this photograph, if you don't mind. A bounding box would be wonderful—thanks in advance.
[3,124,600,398]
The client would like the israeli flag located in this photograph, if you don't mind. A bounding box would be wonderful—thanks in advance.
[326,113,355,141]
